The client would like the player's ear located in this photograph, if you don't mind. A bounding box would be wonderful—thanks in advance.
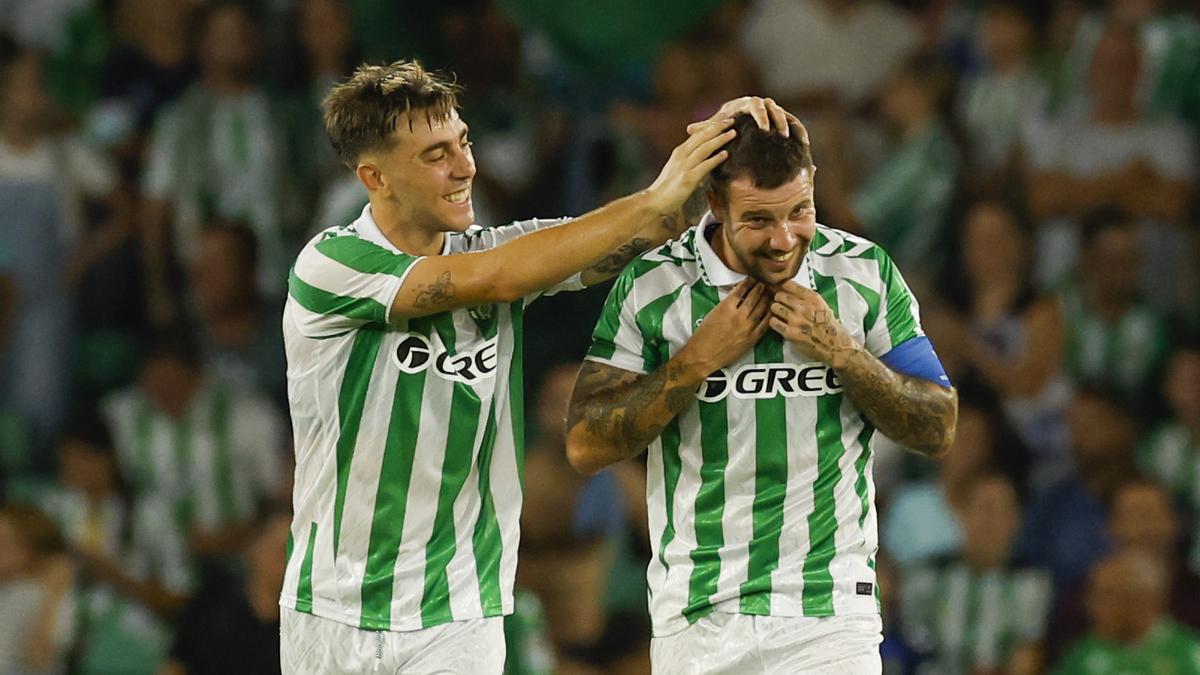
[356,162,385,193]
[707,188,727,222]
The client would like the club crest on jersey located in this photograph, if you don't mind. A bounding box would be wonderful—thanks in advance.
[696,363,843,401]
[392,333,499,383]
[467,304,493,321]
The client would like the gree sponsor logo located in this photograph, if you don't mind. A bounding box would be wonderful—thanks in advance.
[391,333,498,383]
[697,363,842,401]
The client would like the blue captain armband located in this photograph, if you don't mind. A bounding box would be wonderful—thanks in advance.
[878,336,952,388]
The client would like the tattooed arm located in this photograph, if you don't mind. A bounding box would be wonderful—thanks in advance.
[567,279,771,474]
[769,281,957,457]
[579,185,710,286]
[388,118,735,319]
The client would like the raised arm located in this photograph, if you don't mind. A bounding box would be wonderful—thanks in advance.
[566,280,770,474]
[391,117,736,318]
[769,281,957,457]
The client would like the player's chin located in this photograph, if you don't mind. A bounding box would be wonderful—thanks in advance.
[437,204,475,231]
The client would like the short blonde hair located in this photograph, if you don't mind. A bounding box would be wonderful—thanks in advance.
[322,59,462,168]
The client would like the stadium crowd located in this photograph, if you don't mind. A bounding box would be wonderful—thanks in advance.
[0,0,1198,673]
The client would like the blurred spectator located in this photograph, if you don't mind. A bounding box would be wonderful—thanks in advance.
[188,223,286,406]
[141,1,290,321]
[1061,0,1200,129]
[825,53,959,278]
[1137,346,1200,571]
[1020,388,1136,587]
[883,401,1012,569]
[1024,21,1196,308]
[0,47,118,448]
[902,473,1052,675]
[91,0,195,149]
[956,3,1048,185]
[1058,207,1172,419]
[37,417,192,674]
[935,201,1072,484]
[281,0,359,235]
[504,589,554,675]
[158,509,289,675]
[1046,480,1200,665]
[519,363,647,675]
[738,0,920,111]
[100,331,286,561]
[1053,550,1200,674]
[0,505,75,675]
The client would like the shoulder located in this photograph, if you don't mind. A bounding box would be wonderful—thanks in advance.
[809,225,897,280]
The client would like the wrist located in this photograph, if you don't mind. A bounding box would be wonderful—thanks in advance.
[673,343,723,383]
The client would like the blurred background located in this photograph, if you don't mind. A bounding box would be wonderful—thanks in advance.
[0,0,1198,673]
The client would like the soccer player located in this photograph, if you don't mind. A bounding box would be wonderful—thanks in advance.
[278,60,773,673]
[566,112,959,673]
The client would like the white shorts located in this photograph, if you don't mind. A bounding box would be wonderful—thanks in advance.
[650,613,882,675]
[280,608,505,674]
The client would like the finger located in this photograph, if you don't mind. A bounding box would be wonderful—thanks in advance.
[770,301,790,320]
[779,280,806,294]
[692,149,730,178]
[750,296,770,322]
[753,312,773,338]
[772,291,801,311]
[739,284,768,314]
[747,97,769,131]
[732,278,756,307]
[769,316,790,336]
[688,128,738,166]
[764,98,789,137]
[681,116,736,152]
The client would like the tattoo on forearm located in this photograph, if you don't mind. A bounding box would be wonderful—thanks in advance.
[835,345,957,457]
[412,271,456,310]
[568,360,698,460]
[585,237,653,278]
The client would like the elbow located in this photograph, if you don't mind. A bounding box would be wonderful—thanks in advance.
[927,389,959,460]
[565,428,608,476]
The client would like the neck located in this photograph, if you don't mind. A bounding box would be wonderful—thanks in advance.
[902,116,933,141]
[708,220,747,276]
[204,72,252,97]
[1092,100,1138,125]
[0,120,39,150]
[205,303,258,346]
[963,546,1007,572]
[1086,285,1131,323]
[1081,459,1129,499]
[370,199,445,256]
[993,56,1029,78]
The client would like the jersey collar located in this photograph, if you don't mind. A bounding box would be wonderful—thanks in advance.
[694,211,814,290]
[352,203,461,256]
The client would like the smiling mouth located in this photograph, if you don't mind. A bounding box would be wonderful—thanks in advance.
[444,187,471,204]
[766,249,797,263]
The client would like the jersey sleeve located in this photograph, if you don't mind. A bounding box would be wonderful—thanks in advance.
[585,266,650,374]
[450,218,585,299]
[287,233,423,337]
[863,247,925,358]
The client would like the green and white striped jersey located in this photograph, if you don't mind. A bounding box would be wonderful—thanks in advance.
[101,381,285,531]
[1060,287,1172,401]
[1138,421,1200,572]
[281,204,580,632]
[586,215,925,636]
[901,560,1052,674]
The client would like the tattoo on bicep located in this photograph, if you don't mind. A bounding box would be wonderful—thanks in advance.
[586,237,653,277]
[412,271,456,310]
